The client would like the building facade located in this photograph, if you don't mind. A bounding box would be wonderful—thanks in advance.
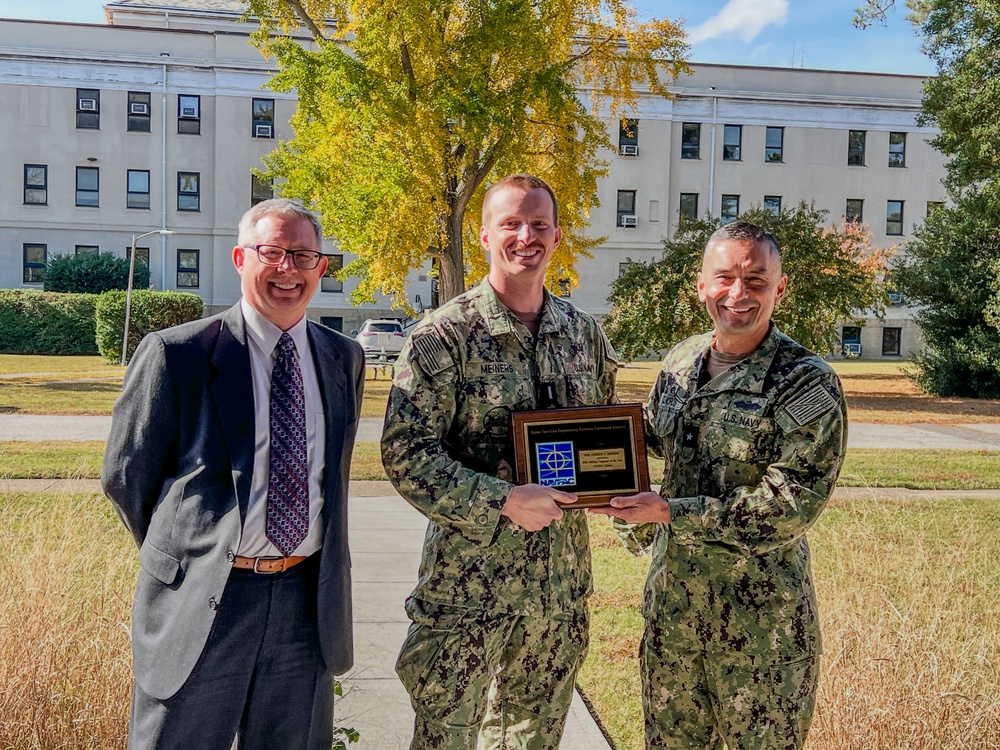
[0,0,945,355]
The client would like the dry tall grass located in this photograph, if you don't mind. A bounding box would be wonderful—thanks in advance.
[582,496,1000,750]
[0,492,134,750]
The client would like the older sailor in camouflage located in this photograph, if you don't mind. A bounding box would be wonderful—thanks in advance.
[595,221,846,750]
[382,174,617,750]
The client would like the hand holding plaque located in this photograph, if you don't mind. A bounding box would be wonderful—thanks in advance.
[511,404,651,508]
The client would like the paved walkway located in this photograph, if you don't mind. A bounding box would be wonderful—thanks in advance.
[5,414,1000,449]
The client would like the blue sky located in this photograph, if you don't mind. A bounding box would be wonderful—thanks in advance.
[0,0,933,76]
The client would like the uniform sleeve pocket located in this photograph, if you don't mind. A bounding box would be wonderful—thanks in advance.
[139,542,181,585]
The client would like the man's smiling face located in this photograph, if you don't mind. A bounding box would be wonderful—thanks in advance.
[697,237,787,356]
[232,213,328,331]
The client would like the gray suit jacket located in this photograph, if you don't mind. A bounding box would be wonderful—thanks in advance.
[102,303,364,700]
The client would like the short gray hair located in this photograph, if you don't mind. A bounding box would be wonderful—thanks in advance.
[704,220,779,260]
[237,198,323,247]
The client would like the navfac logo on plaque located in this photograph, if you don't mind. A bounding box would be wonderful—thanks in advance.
[536,441,576,487]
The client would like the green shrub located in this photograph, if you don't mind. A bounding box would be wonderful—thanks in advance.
[43,252,149,294]
[0,290,99,354]
[95,290,203,363]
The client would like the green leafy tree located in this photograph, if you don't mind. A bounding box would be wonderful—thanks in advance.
[855,1,1000,395]
[244,0,688,304]
[893,186,1000,397]
[43,252,149,294]
[604,203,891,360]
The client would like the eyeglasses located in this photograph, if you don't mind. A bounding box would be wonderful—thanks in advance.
[245,244,324,270]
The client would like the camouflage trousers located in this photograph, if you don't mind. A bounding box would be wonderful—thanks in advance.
[395,598,589,750]
[641,618,818,750]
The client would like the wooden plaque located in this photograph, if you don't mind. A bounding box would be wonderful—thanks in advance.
[511,403,650,508]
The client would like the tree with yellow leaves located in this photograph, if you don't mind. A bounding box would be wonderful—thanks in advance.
[245,0,687,305]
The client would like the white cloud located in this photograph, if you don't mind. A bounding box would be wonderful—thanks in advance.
[687,0,789,45]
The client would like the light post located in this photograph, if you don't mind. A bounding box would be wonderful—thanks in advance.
[122,229,173,366]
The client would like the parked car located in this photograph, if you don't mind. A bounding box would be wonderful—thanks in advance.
[354,319,408,361]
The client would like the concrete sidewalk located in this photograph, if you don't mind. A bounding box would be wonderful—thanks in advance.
[5,413,1000,449]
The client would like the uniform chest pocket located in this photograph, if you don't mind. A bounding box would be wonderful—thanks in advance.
[563,374,600,407]
[708,412,777,487]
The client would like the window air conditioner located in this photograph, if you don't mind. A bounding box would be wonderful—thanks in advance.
[79,99,97,111]
[180,106,198,118]
[255,124,273,138]
[621,215,638,228]
[620,144,639,156]
[130,102,149,115]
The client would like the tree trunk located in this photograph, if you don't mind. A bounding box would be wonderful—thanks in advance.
[437,214,467,304]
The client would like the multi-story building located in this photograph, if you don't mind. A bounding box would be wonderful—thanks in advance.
[0,0,945,355]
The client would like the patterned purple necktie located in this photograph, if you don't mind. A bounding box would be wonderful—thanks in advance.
[266,333,309,556]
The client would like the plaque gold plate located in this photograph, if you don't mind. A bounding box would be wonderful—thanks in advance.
[511,404,650,508]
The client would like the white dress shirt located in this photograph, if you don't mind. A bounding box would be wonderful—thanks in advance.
[238,299,326,557]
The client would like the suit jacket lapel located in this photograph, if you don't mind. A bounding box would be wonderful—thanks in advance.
[308,324,347,495]
[211,304,255,521]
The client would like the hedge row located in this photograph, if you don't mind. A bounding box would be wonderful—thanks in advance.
[0,289,203,360]
[96,290,203,363]
[0,290,100,354]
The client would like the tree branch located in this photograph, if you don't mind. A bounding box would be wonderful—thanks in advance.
[400,42,418,104]
[284,0,327,42]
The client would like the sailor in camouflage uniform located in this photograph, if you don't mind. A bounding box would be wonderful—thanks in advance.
[593,221,847,750]
[382,174,618,750]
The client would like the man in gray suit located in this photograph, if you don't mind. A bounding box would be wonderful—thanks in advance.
[103,198,365,750]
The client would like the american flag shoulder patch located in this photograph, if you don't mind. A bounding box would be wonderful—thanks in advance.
[411,334,454,376]
[784,383,837,426]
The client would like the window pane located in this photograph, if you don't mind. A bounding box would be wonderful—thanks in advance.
[882,327,901,356]
[322,254,344,293]
[723,125,741,160]
[178,251,198,270]
[846,199,864,223]
[23,243,46,283]
[252,98,274,122]
[619,117,638,149]
[886,200,904,235]
[77,168,99,190]
[25,166,46,186]
[681,123,700,159]
[679,193,698,220]
[721,194,739,223]
[765,127,783,162]
[617,190,636,212]
[128,170,150,192]
[848,130,866,166]
[763,195,781,214]
[889,131,906,167]
[179,95,200,118]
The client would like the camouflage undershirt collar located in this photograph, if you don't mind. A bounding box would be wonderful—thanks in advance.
[693,323,784,395]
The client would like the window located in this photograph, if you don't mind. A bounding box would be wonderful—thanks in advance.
[251,174,273,206]
[618,261,634,277]
[927,201,945,216]
[886,200,904,235]
[618,117,638,155]
[765,127,784,162]
[679,192,698,220]
[128,245,150,272]
[721,194,739,223]
[842,326,862,356]
[76,167,99,207]
[23,243,46,283]
[763,195,782,215]
[127,169,151,209]
[888,132,906,167]
[128,91,151,132]
[322,254,344,293]
[177,250,200,288]
[252,97,275,138]
[848,130,866,166]
[681,122,700,159]
[178,172,200,211]
[320,316,343,332]
[556,278,572,298]
[76,88,100,129]
[723,125,742,161]
[178,94,201,135]
[882,327,901,356]
[617,190,637,227]
[846,199,864,223]
[23,164,47,204]
[75,245,99,257]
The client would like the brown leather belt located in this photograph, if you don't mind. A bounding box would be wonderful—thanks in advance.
[233,555,308,574]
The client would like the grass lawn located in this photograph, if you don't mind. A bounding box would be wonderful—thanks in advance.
[580,497,1000,750]
[6,440,1000,490]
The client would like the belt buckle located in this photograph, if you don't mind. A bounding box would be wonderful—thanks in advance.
[253,556,280,574]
